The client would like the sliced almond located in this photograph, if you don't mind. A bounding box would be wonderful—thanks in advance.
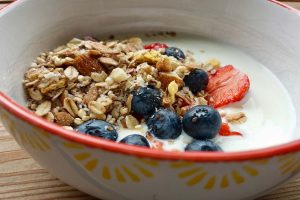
[158,72,183,89]
[74,54,103,76]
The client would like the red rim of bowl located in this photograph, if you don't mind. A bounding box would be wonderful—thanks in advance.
[0,0,300,162]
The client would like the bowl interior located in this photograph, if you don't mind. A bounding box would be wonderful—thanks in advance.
[0,0,300,145]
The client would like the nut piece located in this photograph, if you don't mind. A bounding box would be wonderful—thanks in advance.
[109,68,129,83]
[28,88,43,101]
[55,111,74,126]
[226,112,247,124]
[158,72,183,89]
[91,71,107,82]
[83,86,98,104]
[88,101,106,115]
[63,98,79,117]
[64,66,79,80]
[35,101,51,116]
[125,115,139,129]
[74,54,103,76]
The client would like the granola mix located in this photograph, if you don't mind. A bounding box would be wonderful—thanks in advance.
[23,36,249,152]
[23,37,213,127]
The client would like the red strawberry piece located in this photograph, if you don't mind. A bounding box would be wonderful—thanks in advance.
[144,43,168,50]
[207,65,250,108]
[219,123,242,136]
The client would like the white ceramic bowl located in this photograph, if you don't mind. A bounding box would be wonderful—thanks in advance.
[1,0,300,200]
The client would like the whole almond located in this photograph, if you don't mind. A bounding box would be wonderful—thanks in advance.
[55,112,74,126]
[74,54,103,76]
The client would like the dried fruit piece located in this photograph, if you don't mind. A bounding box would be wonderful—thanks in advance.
[168,81,178,104]
[134,50,162,64]
[74,54,103,76]
[156,57,173,72]
[207,65,250,108]
[158,72,183,89]
[219,123,242,136]
[144,43,168,50]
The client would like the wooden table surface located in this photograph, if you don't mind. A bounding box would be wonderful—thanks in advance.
[1,1,300,200]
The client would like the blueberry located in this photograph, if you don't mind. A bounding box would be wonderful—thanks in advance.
[75,120,118,141]
[183,69,209,93]
[120,134,150,147]
[132,86,162,117]
[165,47,185,60]
[183,105,221,140]
[147,109,182,139]
[185,140,222,152]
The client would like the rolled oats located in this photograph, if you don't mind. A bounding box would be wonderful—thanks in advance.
[64,66,79,80]
[28,88,43,101]
[99,57,119,66]
[226,112,247,124]
[35,101,51,116]
[63,98,79,117]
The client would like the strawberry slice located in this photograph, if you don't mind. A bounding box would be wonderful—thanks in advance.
[207,65,250,108]
[219,123,242,136]
[144,43,168,50]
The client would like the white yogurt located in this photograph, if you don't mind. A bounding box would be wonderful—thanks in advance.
[116,34,297,152]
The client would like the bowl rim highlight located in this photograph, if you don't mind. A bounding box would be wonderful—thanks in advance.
[0,0,300,162]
